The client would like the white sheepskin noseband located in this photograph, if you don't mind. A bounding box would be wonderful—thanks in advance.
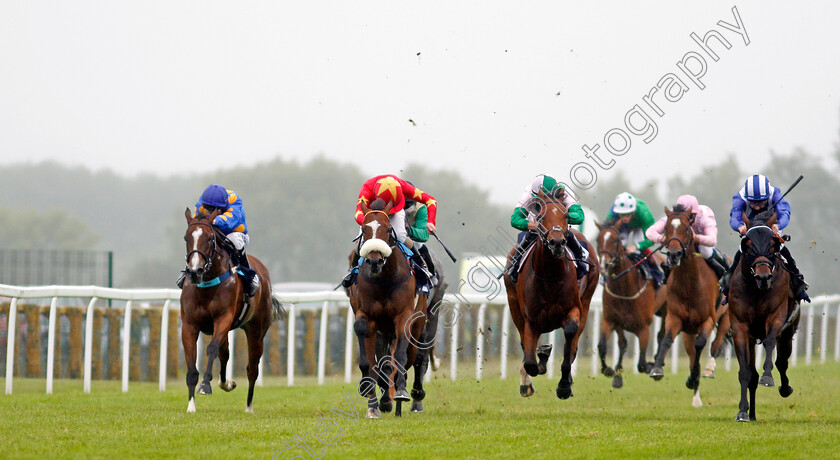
[360,238,392,258]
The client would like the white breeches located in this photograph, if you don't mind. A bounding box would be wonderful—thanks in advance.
[226,232,249,251]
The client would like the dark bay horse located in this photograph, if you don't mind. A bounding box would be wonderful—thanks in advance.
[595,222,667,388]
[348,200,427,418]
[504,190,599,399]
[649,206,729,408]
[727,211,798,422]
[180,208,284,413]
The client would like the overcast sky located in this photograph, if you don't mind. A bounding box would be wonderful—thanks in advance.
[2,2,838,205]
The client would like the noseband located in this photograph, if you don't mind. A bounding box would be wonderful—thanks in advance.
[186,221,219,274]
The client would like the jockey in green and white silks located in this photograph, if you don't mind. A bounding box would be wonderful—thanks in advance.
[403,198,439,288]
[505,174,589,282]
[604,192,664,287]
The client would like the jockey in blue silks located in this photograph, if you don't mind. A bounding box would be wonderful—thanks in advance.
[720,174,809,302]
[177,184,260,297]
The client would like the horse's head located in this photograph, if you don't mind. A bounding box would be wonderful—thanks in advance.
[359,199,394,276]
[183,207,223,284]
[534,189,570,258]
[663,205,696,267]
[595,221,624,274]
[741,211,782,290]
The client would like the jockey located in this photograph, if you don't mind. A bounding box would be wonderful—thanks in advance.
[720,174,809,302]
[177,184,260,297]
[403,194,440,287]
[604,192,664,287]
[341,175,438,290]
[646,194,730,279]
[504,174,589,283]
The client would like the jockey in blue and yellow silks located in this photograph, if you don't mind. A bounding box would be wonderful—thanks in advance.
[177,184,260,297]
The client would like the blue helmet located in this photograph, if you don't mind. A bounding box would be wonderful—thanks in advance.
[743,174,774,202]
[199,184,229,208]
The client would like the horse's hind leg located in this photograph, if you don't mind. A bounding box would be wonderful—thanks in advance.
[218,339,237,392]
[759,326,780,388]
[522,322,540,377]
[636,324,654,374]
[598,316,615,377]
[612,330,628,389]
[243,328,265,413]
[411,346,428,412]
[705,309,731,378]
[181,321,200,413]
[683,333,702,407]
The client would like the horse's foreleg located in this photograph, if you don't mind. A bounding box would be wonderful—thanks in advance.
[218,339,235,392]
[556,316,579,400]
[244,328,264,413]
[732,323,753,422]
[353,315,380,418]
[759,325,781,388]
[392,313,413,403]
[636,325,654,374]
[201,316,233,396]
[181,321,200,413]
[612,330,627,389]
[597,315,614,377]
[650,316,680,380]
[776,315,796,398]
[522,322,540,377]
[748,343,759,421]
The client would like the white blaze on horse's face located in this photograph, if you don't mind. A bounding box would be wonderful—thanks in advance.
[366,220,381,238]
[189,228,203,270]
[670,218,681,232]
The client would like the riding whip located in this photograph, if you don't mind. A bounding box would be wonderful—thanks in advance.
[611,243,665,280]
[430,231,457,263]
[771,174,804,207]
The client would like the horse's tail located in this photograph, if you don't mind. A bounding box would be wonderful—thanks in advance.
[270,292,289,321]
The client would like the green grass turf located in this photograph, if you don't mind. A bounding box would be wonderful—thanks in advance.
[3,361,840,459]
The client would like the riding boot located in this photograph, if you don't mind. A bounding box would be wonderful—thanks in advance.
[411,254,432,294]
[564,231,589,280]
[719,250,741,301]
[712,248,731,272]
[645,258,664,288]
[176,269,187,289]
[506,231,537,283]
[418,244,438,287]
[235,250,260,297]
[704,255,727,280]
[780,246,810,302]
[660,261,671,285]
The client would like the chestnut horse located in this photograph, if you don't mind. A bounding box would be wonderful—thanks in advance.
[594,222,667,388]
[180,208,284,413]
[727,211,798,422]
[504,190,599,399]
[648,205,729,408]
[348,200,427,418]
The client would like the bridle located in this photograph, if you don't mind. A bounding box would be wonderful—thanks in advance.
[186,221,220,275]
[598,226,649,300]
[665,212,695,260]
[743,226,779,277]
[535,198,569,247]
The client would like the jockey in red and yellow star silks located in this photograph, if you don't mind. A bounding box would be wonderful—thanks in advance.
[342,175,438,289]
[354,175,437,236]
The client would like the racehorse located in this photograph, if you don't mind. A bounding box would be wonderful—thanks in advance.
[180,208,284,413]
[594,222,667,388]
[348,199,428,418]
[503,189,599,399]
[648,205,729,408]
[727,210,798,422]
[369,246,447,415]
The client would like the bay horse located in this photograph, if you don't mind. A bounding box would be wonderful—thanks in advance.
[348,200,428,418]
[503,189,599,399]
[594,222,668,388]
[648,205,729,408]
[727,210,798,422]
[180,208,284,413]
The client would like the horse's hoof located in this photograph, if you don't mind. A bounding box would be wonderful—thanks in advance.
[612,375,623,389]
[520,384,535,397]
[639,362,655,374]
[649,367,664,381]
[779,385,794,398]
[394,389,410,402]
[411,388,426,401]
[556,384,573,400]
[245,405,253,414]
[379,398,393,413]
[524,362,539,377]
[410,401,424,413]
[759,375,775,387]
[685,376,699,390]
[735,412,750,422]
[219,380,237,392]
[537,343,553,359]
[602,367,615,378]
[365,408,381,419]
[198,383,212,395]
[702,369,716,378]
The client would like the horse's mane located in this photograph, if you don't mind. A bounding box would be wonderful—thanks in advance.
[751,209,776,226]
[369,198,387,211]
